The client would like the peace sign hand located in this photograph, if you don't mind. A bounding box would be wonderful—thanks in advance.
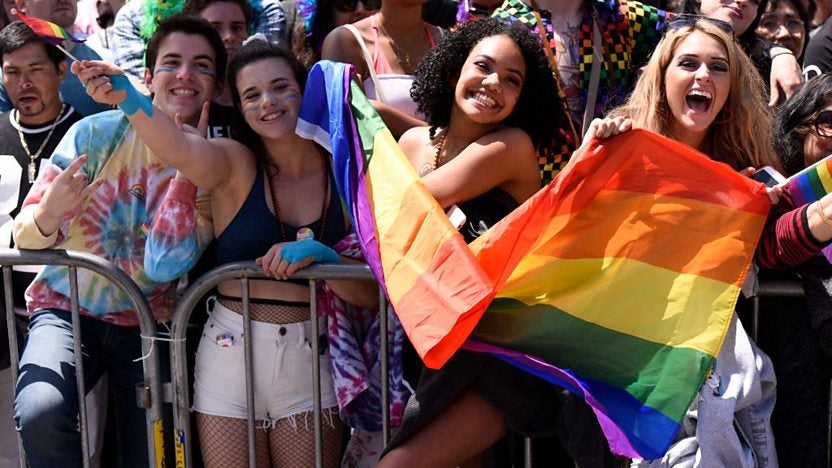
[34,155,104,237]
[175,101,211,137]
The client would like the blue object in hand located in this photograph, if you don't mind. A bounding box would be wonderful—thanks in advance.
[109,74,154,117]
[280,240,340,264]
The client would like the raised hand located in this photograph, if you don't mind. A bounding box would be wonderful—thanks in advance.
[175,101,210,137]
[72,60,127,106]
[34,155,104,237]
[72,60,153,116]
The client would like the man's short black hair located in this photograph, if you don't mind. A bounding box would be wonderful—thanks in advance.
[0,21,65,71]
[144,14,227,80]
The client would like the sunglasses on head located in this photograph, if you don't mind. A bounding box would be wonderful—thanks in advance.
[810,110,832,138]
[667,14,734,35]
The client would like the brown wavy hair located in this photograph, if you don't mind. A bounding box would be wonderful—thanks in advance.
[609,19,779,171]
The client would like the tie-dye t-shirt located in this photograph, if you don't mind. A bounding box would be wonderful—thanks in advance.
[13,110,208,326]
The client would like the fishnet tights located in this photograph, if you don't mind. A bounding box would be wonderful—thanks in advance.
[197,408,345,468]
[218,297,310,324]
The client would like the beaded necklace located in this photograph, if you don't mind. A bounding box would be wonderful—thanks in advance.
[266,151,329,242]
[418,129,447,176]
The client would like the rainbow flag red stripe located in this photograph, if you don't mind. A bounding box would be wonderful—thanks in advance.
[297,61,771,460]
[15,11,84,45]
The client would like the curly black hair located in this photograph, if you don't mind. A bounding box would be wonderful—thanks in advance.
[410,18,565,157]
[773,75,832,176]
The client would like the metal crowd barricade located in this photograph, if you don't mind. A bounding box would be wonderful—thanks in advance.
[0,249,167,468]
[168,261,387,468]
[748,279,832,468]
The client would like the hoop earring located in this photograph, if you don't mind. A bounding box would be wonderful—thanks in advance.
[714,107,733,125]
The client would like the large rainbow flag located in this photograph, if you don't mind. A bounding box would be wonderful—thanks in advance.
[297,61,772,460]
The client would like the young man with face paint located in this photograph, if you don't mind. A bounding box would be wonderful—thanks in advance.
[10,14,224,468]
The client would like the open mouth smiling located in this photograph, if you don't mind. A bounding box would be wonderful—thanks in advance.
[686,89,713,113]
[469,90,497,109]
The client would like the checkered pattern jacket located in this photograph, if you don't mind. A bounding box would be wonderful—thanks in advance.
[493,0,669,184]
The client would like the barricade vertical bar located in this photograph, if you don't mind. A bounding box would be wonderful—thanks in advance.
[2,266,26,467]
[751,295,760,342]
[523,437,532,468]
[310,279,324,468]
[241,278,257,468]
[379,290,390,443]
[171,303,191,468]
[69,266,91,468]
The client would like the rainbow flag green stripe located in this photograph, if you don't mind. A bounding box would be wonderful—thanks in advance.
[475,297,714,420]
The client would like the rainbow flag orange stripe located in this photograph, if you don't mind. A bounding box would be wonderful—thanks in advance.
[297,61,772,460]
[15,11,84,45]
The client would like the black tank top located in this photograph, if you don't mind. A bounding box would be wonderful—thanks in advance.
[216,168,348,267]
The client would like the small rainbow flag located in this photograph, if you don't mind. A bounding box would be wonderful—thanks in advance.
[15,11,85,46]
[298,61,772,460]
[785,153,832,205]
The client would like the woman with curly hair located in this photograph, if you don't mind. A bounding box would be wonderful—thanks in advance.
[377,18,630,467]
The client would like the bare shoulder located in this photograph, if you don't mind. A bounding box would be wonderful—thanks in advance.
[321,24,367,71]
[399,126,430,147]
[398,126,432,166]
[478,127,535,154]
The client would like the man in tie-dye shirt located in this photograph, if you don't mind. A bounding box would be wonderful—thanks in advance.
[10,15,222,467]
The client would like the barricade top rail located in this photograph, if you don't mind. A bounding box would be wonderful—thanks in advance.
[171,261,376,333]
[0,248,156,331]
[0,248,165,468]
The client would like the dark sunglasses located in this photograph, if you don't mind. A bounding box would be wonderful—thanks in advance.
[667,14,734,35]
[810,110,832,138]
[334,0,380,13]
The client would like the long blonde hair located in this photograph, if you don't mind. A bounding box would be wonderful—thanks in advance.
[609,20,779,171]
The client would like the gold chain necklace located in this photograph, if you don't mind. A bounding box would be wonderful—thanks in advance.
[16,103,66,183]
[376,15,425,72]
